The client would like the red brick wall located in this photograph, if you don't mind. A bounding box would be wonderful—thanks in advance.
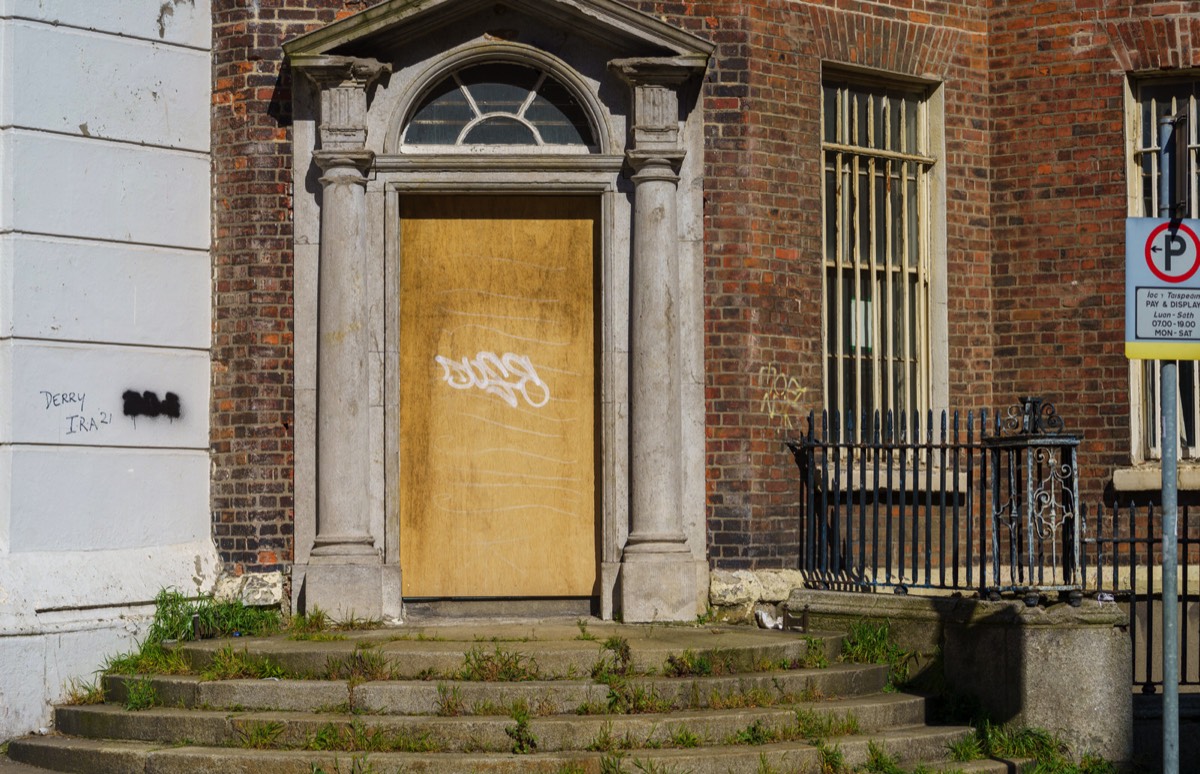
[687,1,993,568]
[211,0,371,575]
[989,3,1200,502]
[212,0,1188,576]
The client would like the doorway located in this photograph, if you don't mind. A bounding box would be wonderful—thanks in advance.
[398,195,600,598]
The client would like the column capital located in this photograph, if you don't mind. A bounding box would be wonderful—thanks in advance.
[627,152,684,182]
[293,55,391,151]
[610,56,705,158]
[314,148,376,185]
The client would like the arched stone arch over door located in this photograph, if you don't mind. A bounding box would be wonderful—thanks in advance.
[285,0,712,622]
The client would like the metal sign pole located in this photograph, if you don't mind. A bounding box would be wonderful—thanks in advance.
[1158,113,1180,774]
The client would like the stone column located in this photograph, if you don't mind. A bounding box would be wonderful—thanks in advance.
[612,58,705,622]
[294,56,390,620]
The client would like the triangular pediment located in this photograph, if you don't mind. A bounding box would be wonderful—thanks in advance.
[283,0,713,63]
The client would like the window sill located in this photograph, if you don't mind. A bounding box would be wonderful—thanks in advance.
[1112,465,1200,491]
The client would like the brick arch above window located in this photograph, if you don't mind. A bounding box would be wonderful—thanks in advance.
[805,6,964,81]
[1106,17,1200,73]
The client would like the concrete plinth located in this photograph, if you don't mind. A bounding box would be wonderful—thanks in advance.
[619,551,698,622]
[784,589,1132,765]
[303,560,400,622]
[942,599,1132,764]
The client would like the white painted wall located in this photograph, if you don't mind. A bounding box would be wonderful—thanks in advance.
[0,0,217,740]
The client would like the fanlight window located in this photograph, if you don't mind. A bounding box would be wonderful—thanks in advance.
[403,63,595,149]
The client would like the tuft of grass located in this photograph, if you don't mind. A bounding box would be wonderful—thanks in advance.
[303,720,438,753]
[792,708,859,741]
[435,684,465,716]
[669,725,702,748]
[505,702,538,754]
[148,587,280,643]
[103,641,191,676]
[587,721,618,752]
[839,620,913,689]
[63,677,105,705]
[102,587,280,682]
[576,619,598,641]
[325,650,394,683]
[967,721,1116,774]
[707,684,776,710]
[238,720,285,749]
[800,636,831,669]
[756,752,784,774]
[606,680,672,714]
[815,740,847,774]
[457,646,540,682]
[123,678,158,711]
[947,732,984,762]
[979,722,1063,760]
[555,763,590,774]
[200,645,287,681]
[862,741,905,774]
[592,636,633,682]
[600,752,628,774]
[309,756,379,774]
[663,650,713,677]
[727,719,780,746]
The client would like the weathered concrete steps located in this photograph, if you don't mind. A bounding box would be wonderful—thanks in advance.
[6,619,1006,773]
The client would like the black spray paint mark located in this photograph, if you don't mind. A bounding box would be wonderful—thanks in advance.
[123,390,181,420]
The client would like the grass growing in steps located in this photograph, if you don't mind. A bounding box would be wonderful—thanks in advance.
[579,707,862,755]
[838,621,914,691]
[457,645,542,681]
[946,721,1116,774]
[122,678,158,711]
[62,678,105,706]
[99,591,384,683]
[200,645,288,681]
[301,719,440,754]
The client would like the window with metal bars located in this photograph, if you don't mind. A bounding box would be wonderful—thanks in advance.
[1129,79,1200,461]
[822,77,935,426]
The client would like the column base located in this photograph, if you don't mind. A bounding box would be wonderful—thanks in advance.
[618,550,699,623]
[302,558,401,622]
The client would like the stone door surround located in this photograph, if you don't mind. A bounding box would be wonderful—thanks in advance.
[285,0,713,621]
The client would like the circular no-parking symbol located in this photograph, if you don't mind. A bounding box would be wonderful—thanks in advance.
[1146,222,1200,283]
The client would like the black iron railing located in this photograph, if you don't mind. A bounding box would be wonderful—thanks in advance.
[1082,501,1200,692]
[786,397,1082,603]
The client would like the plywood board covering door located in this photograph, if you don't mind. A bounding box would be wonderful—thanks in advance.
[399,196,598,598]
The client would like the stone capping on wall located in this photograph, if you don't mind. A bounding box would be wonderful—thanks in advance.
[782,588,1132,765]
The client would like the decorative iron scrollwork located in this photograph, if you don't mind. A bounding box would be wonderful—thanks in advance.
[996,396,1066,437]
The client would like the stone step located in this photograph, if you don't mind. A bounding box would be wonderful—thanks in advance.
[173,626,843,681]
[9,724,978,774]
[53,691,926,753]
[101,661,886,714]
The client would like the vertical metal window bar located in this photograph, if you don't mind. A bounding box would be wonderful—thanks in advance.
[1137,84,1200,460]
[822,81,935,436]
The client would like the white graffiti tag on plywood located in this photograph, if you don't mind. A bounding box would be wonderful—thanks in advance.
[433,351,551,408]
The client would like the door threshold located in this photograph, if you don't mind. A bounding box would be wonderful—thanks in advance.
[403,597,596,619]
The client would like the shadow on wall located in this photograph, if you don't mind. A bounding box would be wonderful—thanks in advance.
[1133,693,1200,774]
